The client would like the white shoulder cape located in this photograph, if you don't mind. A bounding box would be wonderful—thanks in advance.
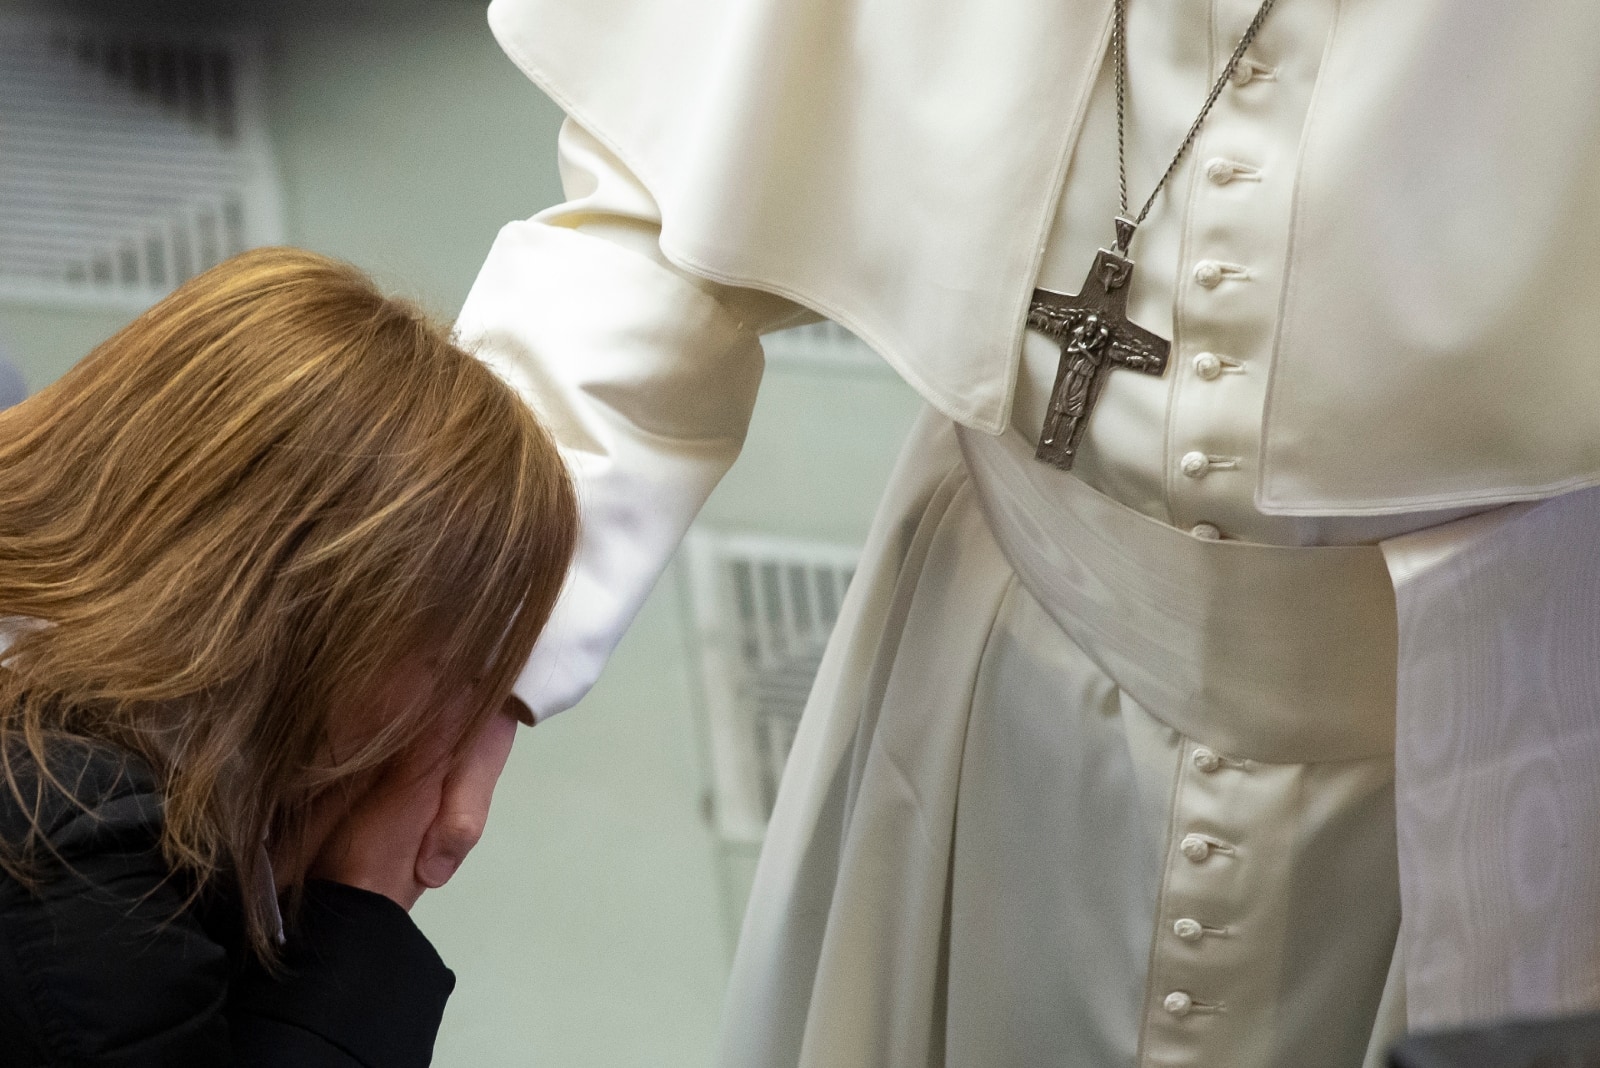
[488,0,1600,513]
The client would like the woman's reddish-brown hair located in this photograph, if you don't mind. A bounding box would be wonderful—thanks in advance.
[0,247,577,961]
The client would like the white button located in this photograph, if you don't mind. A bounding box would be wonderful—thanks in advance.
[1232,59,1272,87]
[1173,918,1205,942]
[1189,522,1222,541]
[1194,261,1224,288]
[1193,352,1223,380]
[1164,991,1194,1016]
[1180,451,1211,479]
[1193,747,1223,772]
[1180,834,1212,862]
[1205,158,1237,185]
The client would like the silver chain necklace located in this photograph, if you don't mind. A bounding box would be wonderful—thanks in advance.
[1115,0,1279,230]
[1028,0,1280,472]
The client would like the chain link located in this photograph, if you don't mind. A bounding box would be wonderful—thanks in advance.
[1116,0,1280,232]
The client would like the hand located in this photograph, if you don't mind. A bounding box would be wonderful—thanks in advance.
[309,701,521,911]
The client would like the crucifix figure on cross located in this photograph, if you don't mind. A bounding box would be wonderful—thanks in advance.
[1028,217,1171,471]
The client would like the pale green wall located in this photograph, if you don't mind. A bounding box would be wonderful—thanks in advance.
[0,2,923,1065]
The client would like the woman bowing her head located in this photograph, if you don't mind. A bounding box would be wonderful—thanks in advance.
[0,247,577,1068]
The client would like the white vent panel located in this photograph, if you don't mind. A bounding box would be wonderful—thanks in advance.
[0,20,283,307]
[682,530,858,845]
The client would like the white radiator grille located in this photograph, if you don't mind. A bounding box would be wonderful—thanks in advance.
[682,530,858,844]
[0,20,283,307]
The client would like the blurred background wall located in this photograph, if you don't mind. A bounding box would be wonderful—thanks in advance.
[0,1,921,1064]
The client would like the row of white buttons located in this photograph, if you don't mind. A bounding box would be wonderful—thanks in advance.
[1184,151,1258,534]
[1165,748,1241,1017]
[1159,47,1278,1043]
[1185,175,1254,520]
[1178,751,1232,862]
[1186,340,1227,528]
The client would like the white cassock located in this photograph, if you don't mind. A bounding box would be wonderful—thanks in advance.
[456,0,1600,1064]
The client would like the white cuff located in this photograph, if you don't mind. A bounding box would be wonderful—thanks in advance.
[457,220,764,719]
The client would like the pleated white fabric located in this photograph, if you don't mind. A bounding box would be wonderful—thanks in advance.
[721,410,1408,1068]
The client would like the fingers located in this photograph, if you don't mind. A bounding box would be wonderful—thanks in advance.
[303,696,522,909]
[415,702,520,889]
[308,747,452,911]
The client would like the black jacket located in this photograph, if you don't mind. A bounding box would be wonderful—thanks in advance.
[0,739,455,1067]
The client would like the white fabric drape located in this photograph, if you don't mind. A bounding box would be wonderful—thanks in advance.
[1383,488,1600,1030]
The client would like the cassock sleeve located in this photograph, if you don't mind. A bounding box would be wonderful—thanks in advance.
[457,119,812,720]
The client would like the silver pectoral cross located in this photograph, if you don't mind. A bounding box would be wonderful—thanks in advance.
[1028,217,1170,471]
